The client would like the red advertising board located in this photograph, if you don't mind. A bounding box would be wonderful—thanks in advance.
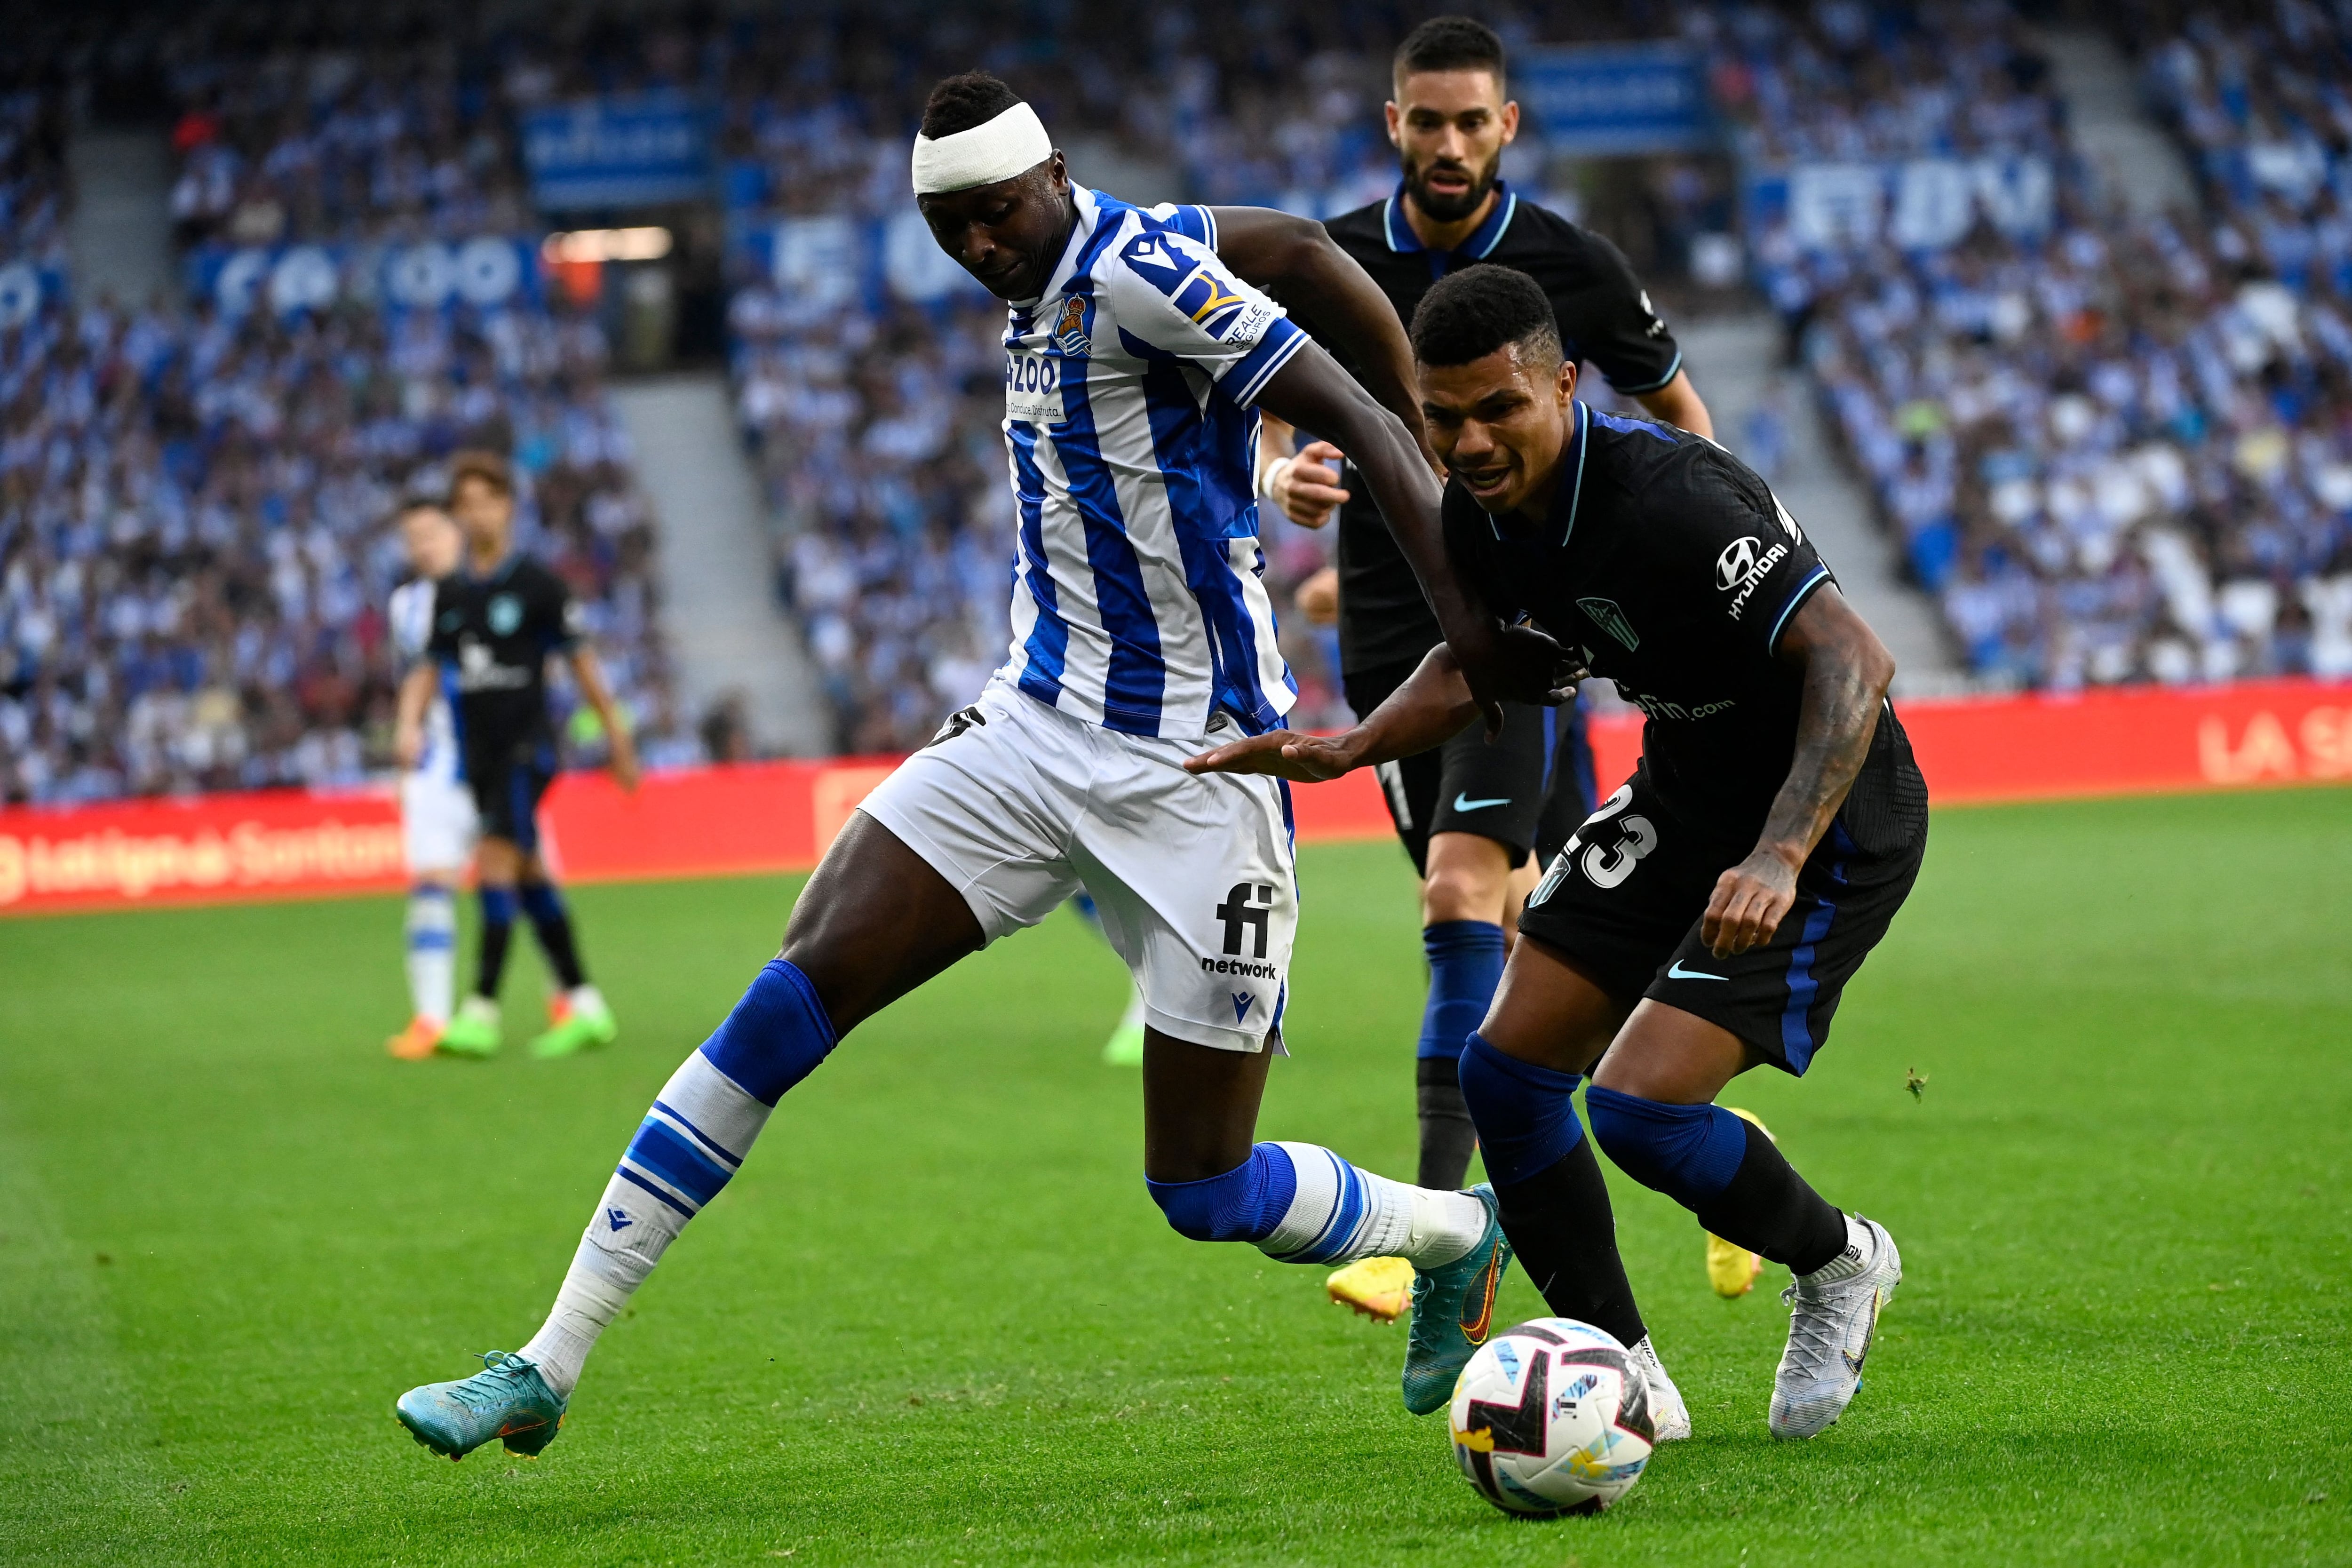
[3,677,2346,916]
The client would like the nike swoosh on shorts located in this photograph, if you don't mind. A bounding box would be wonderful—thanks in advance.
[1668,961,1728,981]
[1452,794,1511,812]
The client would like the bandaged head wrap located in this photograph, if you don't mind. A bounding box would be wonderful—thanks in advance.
[910,102,1053,194]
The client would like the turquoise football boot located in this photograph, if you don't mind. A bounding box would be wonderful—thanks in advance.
[396,1352,567,1460]
[1400,1184,1513,1416]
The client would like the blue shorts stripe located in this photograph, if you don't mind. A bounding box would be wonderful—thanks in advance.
[1779,899,1841,1071]
[624,1118,733,1207]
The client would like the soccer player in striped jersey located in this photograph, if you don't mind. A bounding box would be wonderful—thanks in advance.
[395,71,1575,1462]
[384,501,477,1060]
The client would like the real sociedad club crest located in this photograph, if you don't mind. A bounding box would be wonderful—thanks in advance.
[1051,294,1091,357]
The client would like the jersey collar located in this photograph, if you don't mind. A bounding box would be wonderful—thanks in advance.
[1480,399,1588,547]
[1383,179,1519,275]
[1017,186,1105,312]
[1550,399,1590,548]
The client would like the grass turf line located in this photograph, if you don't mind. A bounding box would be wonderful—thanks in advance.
[0,787,2347,1566]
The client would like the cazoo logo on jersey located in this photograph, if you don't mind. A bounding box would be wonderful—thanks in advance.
[1715,535,1789,620]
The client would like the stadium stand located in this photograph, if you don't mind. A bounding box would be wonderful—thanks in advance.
[1741,0,2352,687]
[14,0,2352,790]
[0,20,688,805]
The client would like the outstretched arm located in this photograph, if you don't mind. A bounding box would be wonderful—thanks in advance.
[1702,585,1894,956]
[1248,341,1559,728]
[1185,644,1484,781]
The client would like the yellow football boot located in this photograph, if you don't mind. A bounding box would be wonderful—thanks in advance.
[1706,1107,1775,1297]
[1326,1255,1415,1321]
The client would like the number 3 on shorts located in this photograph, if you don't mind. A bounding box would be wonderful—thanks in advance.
[1530,783,1660,903]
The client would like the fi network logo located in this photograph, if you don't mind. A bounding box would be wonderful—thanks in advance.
[1216,883,1275,958]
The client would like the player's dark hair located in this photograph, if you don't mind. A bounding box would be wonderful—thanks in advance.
[1410,264,1562,370]
[1394,16,1507,87]
[921,72,1023,139]
[446,449,512,500]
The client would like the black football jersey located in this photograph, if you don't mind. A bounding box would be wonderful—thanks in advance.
[1442,403,1912,842]
[1311,184,1685,676]
[427,553,582,757]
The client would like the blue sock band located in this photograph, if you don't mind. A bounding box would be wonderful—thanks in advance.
[1584,1085,1748,1204]
[1145,1143,1298,1243]
[1457,1031,1586,1185]
[478,886,516,928]
[1417,920,1506,1061]
[518,882,565,923]
[697,959,840,1107]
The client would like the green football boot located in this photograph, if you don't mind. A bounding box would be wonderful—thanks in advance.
[396,1351,567,1460]
[436,996,502,1058]
[1400,1183,1513,1416]
[529,988,618,1060]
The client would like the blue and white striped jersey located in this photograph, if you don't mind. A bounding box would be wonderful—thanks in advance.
[389,578,463,783]
[995,189,1309,740]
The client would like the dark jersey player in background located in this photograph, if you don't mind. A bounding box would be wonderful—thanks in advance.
[1195,265,1928,1441]
[395,449,639,1060]
[1255,16,1717,1320]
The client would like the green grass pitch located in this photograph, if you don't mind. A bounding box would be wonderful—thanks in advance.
[3,787,2349,1566]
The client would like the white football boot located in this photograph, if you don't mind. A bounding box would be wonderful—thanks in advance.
[1769,1214,1900,1440]
[1630,1334,1692,1441]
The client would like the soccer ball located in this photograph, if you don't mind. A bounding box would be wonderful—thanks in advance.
[1448,1317,1655,1517]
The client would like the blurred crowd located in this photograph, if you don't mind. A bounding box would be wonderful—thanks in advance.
[0,291,683,803]
[9,0,2352,792]
[1752,0,2352,686]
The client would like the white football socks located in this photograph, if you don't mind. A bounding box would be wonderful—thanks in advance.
[1796,1214,1874,1288]
[1256,1143,1488,1268]
[519,1050,772,1397]
[404,887,456,1025]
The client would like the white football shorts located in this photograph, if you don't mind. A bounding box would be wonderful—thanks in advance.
[856,681,1297,1053]
[400,771,480,876]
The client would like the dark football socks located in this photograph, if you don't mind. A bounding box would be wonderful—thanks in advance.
[475,885,516,998]
[1416,1058,1479,1189]
[1414,920,1505,1189]
[520,881,588,989]
[1494,1141,1647,1350]
[1586,1086,1848,1274]
[1457,1031,1646,1347]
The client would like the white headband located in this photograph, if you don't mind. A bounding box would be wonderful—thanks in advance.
[911,101,1052,194]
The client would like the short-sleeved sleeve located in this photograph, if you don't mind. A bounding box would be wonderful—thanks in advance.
[1649,450,1831,656]
[424,581,459,661]
[1560,231,1683,397]
[536,568,583,653]
[1143,202,1218,250]
[1100,226,1308,406]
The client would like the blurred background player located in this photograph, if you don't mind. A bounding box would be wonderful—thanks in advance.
[397,451,639,1060]
[1259,16,1714,1320]
[384,501,477,1061]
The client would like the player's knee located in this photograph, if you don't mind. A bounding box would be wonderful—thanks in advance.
[1584,1086,1745,1205]
[1145,1143,1294,1243]
[518,882,564,923]
[1456,1032,1586,1185]
[1421,830,1517,921]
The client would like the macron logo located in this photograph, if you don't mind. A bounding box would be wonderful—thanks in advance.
[605,1207,635,1232]
[1125,238,1179,273]
[1232,992,1255,1023]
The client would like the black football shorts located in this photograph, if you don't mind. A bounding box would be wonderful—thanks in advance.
[1516,762,1927,1075]
[466,740,559,852]
[1344,658,1596,877]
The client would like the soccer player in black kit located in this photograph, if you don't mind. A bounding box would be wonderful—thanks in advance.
[395,450,639,1060]
[1255,22,1716,1309]
[1195,265,1928,1441]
